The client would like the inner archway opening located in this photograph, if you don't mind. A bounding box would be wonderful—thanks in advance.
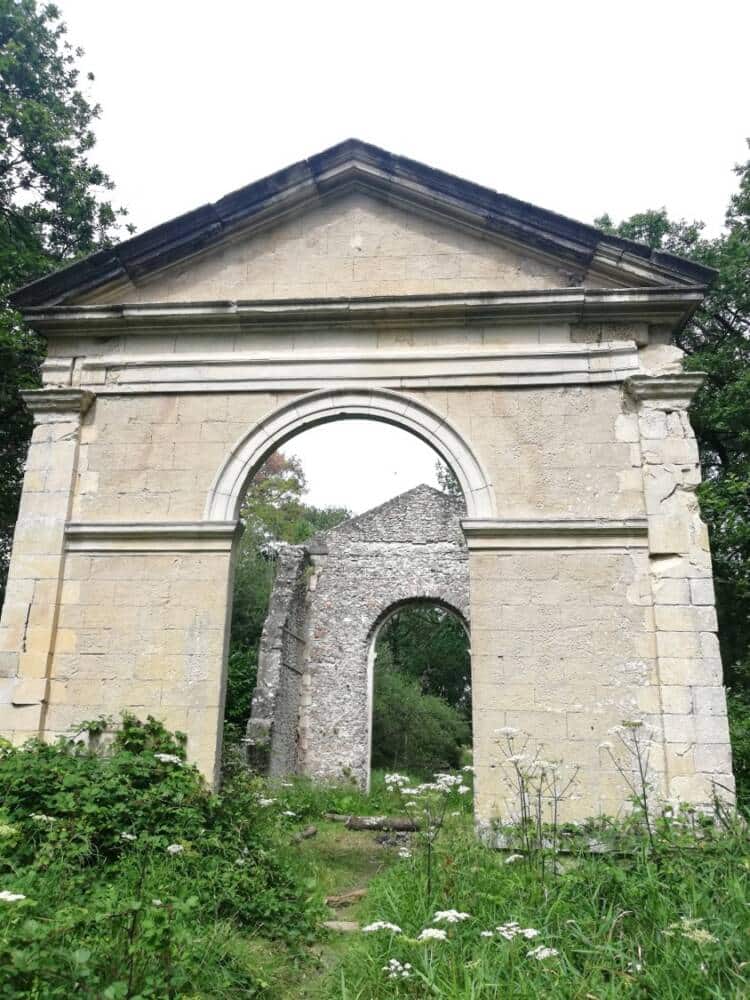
[370,601,472,781]
[222,414,469,782]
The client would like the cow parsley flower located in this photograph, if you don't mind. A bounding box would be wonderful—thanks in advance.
[154,753,182,765]
[363,921,402,933]
[30,813,57,823]
[258,798,275,807]
[120,832,137,841]
[480,930,494,938]
[461,765,474,773]
[383,958,412,979]
[397,847,412,859]
[434,909,471,923]
[282,810,296,817]
[0,890,26,903]
[166,843,184,855]
[505,854,524,864]
[458,784,471,795]
[384,773,409,788]
[528,945,559,960]
[418,927,448,942]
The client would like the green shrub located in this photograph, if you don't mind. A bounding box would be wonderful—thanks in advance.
[371,667,470,776]
[0,715,320,998]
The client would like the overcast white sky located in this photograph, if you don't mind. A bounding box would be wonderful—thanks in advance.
[56,0,749,513]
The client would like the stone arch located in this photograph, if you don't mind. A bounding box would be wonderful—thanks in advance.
[365,596,470,787]
[204,386,496,521]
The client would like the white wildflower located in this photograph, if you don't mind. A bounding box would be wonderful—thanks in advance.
[166,843,184,855]
[152,899,164,907]
[384,773,409,787]
[30,813,57,824]
[282,810,296,817]
[154,753,182,765]
[480,930,494,938]
[522,928,540,939]
[397,847,412,859]
[461,765,474,773]
[457,784,471,795]
[435,773,462,788]
[434,909,470,923]
[505,854,524,864]
[382,958,411,979]
[281,781,294,787]
[528,945,559,960]
[363,921,402,933]
[258,798,275,807]
[417,927,448,942]
[0,890,26,903]
[120,832,137,841]
[405,800,418,808]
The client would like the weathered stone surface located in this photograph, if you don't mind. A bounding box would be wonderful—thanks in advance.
[247,486,469,787]
[0,142,733,823]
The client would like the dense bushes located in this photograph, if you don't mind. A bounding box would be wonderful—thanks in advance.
[371,667,470,775]
[0,716,320,998]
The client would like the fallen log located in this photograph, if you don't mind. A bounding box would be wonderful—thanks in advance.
[345,815,420,832]
[323,812,350,823]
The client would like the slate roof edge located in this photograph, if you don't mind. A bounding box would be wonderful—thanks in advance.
[9,138,717,308]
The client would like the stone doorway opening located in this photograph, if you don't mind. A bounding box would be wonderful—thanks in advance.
[368,599,471,784]
[225,399,477,788]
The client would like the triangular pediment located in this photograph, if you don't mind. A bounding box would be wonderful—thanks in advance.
[10,139,714,309]
[82,191,593,305]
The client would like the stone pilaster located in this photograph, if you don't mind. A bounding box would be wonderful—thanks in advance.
[625,373,735,806]
[0,389,93,741]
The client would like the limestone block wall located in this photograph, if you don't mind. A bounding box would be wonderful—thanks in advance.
[0,325,734,819]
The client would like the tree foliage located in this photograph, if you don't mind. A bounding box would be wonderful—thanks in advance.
[0,0,131,604]
[370,659,470,776]
[375,604,471,714]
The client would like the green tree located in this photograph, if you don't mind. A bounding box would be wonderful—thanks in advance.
[435,458,464,500]
[377,604,471,714]
[597,145,750,803]
[0,0,131,604]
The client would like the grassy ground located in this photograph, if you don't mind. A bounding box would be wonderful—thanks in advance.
[240,785,750,999]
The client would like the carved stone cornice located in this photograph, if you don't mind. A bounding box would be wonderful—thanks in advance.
[625,373,705,409]
[65,521,243,553]
[461,517,649,550]
[21,286,706,337]
[21,388,94,419]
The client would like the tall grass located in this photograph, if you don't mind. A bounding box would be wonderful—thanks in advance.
[334,817,750,998]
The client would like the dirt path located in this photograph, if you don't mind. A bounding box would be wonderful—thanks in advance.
[242,821,398,999]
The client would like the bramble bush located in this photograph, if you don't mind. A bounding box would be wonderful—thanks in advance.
[0,715,321,998]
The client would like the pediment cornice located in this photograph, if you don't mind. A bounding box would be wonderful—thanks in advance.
[10,139,715,309]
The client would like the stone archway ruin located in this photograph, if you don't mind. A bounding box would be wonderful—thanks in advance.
[0,139,735,828]
[246,485,469,786]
